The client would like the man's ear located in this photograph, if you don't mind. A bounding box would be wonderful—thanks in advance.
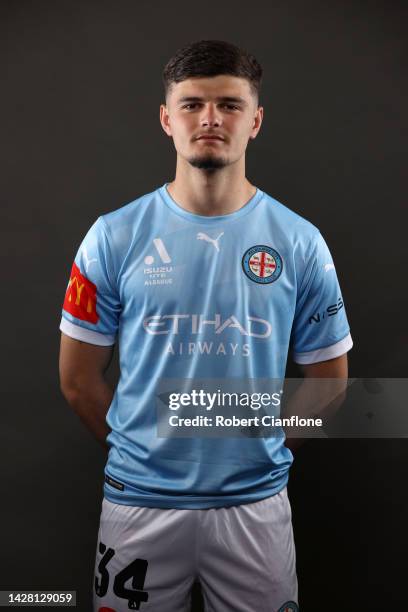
[250,106,264,140]
[160,104,172,137]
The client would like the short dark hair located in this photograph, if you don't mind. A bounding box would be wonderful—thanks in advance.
[162,40,263,103]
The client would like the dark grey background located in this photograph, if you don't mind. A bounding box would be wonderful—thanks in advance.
[1,0,407,610]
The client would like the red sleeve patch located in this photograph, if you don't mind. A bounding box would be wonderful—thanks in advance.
[63,262,99,324]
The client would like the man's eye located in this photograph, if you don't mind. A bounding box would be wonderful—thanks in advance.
[182,103,239,110]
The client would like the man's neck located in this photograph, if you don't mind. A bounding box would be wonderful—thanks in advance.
[166,161,257,217]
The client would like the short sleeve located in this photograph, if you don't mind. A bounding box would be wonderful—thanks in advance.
[291,231,353,364]
[60,216,121,346]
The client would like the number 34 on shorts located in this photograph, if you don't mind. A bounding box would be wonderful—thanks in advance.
[95,540,149,610]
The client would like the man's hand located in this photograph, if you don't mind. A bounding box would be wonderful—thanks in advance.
[59,332,115,449]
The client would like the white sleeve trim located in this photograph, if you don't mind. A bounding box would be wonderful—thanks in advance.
[293,333,353,365]
[60,317,116,346]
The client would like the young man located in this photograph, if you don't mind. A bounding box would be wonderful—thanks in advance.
[59,40,352,612]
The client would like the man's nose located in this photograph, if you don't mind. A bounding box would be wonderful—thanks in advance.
[200,103,222,127]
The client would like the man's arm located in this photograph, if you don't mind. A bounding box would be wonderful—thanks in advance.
[59,332,115,450]
[284,353,349,452]
[300,353,348,379]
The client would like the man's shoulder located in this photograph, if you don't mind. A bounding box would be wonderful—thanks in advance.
[261,189,320,241]
[101,185,162,228]
[87,185,164,261]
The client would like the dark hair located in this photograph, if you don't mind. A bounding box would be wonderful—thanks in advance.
[163,40,262,103]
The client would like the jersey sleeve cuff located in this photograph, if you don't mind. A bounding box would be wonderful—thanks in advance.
[60,317,116,346]
[293,332,353,365]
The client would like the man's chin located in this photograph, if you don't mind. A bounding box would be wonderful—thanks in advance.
[188,155,228,171]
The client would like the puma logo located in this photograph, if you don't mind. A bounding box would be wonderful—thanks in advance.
[82,247,97,273]
[196,232,224,252]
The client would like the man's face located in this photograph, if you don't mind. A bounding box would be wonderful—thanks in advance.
[160,75,263,171]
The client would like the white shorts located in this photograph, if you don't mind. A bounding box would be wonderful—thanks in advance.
[93,487,298,612]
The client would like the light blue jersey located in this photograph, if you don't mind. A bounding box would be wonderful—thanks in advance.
[60,184,352,508]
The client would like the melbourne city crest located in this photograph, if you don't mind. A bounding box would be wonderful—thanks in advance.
[277,602,299,612]
[242,245,283,284]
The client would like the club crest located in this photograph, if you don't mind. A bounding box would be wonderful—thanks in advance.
[242,245,283,284]
[277,602,299,612]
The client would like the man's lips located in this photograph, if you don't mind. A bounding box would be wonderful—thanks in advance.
[196,135,224,141]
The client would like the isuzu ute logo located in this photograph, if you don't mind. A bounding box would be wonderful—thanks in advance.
[144,238,172,265]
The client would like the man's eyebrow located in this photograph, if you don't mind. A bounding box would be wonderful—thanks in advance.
[177,96,247,105]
